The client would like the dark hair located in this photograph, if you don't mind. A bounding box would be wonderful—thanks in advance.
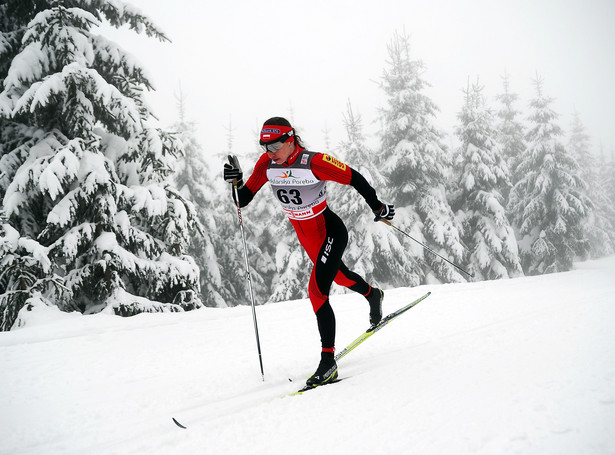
[262,116,305,148]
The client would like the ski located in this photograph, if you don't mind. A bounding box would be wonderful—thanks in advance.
[289,291,431,396]
[335,291,431,362]
[288,378,344,396]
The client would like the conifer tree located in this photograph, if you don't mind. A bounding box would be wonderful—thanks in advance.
[602,148,615,214]
[0,2,201,329]
[568,113,615,257]
[454,80,522,280]
[378,30,464,284]
[1,207,64,330]
[331,100,413,288]
[495,72,526,195]
[171,90,226,307]
[321,122,333,154]
[508,77,591,275]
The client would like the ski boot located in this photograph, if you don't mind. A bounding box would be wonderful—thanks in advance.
[306,351,338,388]
[366,287,384,326]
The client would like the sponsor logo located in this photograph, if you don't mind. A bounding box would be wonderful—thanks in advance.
[271,171,317,185]
[321,236,334,263]
[291,208,314,218]
[322,154,346,171]
[269,178,316,185]
[279,170,296,179]
[301,154,309,165]
[261,128,281,134]
[282,200,327,220]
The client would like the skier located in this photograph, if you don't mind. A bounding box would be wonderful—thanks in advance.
[224,117,394,387]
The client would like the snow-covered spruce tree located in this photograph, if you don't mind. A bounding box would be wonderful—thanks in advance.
[0,2,201,329]
[508,77,591,275]
[568,112,615,257]
[330,100,377,279]
[0,105,58,328]
[453,80,522,280]
[495,72,526,197]
[378,30,465,284]
[0,207,65,330]
[600,148,615,223]
[331,99,413,288]
[0,5,83,329]
[170,90,226,307]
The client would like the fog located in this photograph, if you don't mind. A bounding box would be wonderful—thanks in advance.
[104,0,615,160]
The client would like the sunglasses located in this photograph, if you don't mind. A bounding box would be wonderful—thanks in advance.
[264,141,287,153]
[261,130,294,153]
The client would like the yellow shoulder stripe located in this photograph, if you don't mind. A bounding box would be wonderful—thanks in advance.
[322,154,347,171]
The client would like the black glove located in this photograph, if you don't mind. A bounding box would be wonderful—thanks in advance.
[373,204,395,222]
[223,155,243,186]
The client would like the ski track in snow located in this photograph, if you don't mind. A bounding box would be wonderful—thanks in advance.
[1,256,614,454]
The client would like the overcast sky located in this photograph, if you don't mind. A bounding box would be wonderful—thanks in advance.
[105,0,615,163]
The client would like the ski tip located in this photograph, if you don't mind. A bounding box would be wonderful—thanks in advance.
[172,417,187,429]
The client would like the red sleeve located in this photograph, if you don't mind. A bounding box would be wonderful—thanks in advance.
[245,153,271,194]
[310,153,352,184]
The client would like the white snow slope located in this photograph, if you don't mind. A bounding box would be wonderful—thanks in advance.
[1,256,614,455]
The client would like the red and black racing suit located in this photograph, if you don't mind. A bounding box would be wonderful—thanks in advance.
[234,147,384,352]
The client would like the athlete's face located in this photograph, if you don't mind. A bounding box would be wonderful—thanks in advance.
[267,140,295,165]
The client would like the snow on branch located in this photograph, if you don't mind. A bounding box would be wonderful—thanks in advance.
[11,63,142,138]
[87,0,170,42]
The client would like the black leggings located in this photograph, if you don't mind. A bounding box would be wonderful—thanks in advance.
[313,209,370,350]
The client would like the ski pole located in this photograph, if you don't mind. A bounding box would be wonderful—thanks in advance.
[378,218,474,278]
[229,160,265,381]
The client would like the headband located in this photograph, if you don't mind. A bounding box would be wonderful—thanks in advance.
[259,125,294,145]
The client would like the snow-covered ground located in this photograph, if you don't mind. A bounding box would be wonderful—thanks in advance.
[1,256,614,455]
